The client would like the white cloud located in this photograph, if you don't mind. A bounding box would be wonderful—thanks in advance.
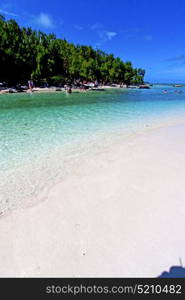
[105,31,117,40]
[0,8,18,17]
[74,25,83,30]
[121,28,152,42]
[96,30,117,46]
[91,23,117,46]
[35,13,55,29]
[91,22,103,30]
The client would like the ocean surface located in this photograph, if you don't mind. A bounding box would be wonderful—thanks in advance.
[1,85,185,213]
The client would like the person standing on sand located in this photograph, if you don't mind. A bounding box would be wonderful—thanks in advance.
[65,86,72,94]
[67,86,72,93]
[28,80,34,92]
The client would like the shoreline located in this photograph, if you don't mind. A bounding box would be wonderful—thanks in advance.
[0,120,185,277]
[0,85,127,95]
[1,115,185,217]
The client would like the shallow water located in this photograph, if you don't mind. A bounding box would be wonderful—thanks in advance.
[1,85,185,213]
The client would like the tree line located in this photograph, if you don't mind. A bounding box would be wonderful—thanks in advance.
[0,15,145,86]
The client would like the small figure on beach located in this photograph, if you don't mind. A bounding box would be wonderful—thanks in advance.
[65,86,72,93]
[94,80,99,87]
[28,80,34,92]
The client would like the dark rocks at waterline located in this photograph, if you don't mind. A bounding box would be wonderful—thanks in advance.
[139,85,150,89]
[0,87,28,93]
[9,88,18,93]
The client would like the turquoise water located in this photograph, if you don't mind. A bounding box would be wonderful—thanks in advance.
[1,85,185,213]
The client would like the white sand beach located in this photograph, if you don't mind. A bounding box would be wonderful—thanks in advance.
[0,85,125,94]
[0,122,185,277]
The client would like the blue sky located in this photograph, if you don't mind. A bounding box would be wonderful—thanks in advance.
[0,0,185,82]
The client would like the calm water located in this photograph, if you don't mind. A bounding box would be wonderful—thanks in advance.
[1,85,185,213]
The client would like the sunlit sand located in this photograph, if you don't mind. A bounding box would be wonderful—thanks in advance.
[0,122,185,277]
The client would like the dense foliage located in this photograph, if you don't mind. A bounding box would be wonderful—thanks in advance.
[0,15,145,86]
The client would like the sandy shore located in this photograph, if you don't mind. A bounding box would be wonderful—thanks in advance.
[0,85,126,94]
[0,122,185,277]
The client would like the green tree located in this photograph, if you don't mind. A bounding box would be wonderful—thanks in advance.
[0,15,145,86]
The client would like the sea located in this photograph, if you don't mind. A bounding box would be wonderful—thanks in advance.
[0,84,185,213]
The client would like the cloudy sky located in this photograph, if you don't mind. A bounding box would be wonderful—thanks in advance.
[0,0,185,82]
